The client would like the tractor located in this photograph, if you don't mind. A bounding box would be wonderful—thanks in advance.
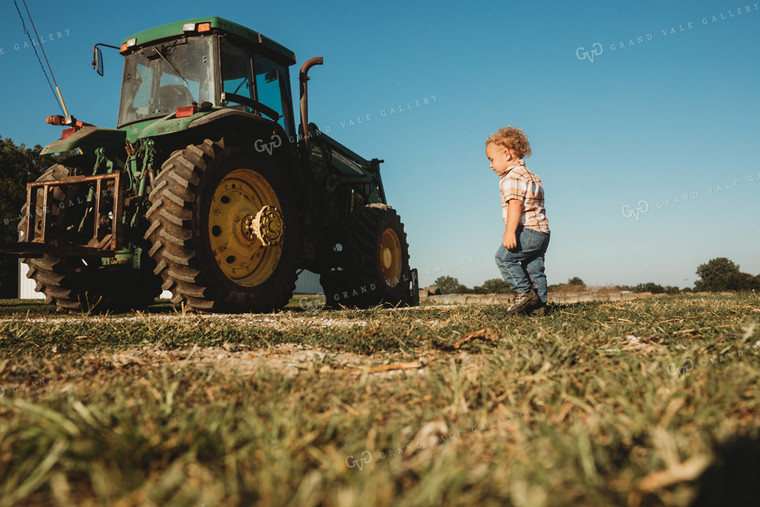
[5,17,418,313]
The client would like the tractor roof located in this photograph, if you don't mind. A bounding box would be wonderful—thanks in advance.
[121,16,296,65]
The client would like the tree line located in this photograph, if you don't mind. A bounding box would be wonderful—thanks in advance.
[433,258,760,295]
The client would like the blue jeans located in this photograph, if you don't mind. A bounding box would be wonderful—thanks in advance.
[495,226,550,304]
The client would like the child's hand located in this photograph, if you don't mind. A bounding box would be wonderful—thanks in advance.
[503,231,517,250]
[504,199,523,250]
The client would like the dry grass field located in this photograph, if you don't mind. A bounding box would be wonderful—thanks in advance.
[1,293,759,506]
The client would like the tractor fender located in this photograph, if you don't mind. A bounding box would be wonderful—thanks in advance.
[187,108,300,175]
[40,126,126,159]
[134,108,301,182]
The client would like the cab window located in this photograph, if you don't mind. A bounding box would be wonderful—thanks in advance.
[253,55,287,131]
[218,39,293,137]
[220,39,253,107]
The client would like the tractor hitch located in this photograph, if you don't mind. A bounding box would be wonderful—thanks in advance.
[5,173,125,258]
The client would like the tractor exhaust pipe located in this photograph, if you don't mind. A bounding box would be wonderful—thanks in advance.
[299,57,323,147]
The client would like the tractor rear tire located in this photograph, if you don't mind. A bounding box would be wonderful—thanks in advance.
[145,137,300,312]
[328,204,411,308]
[20,165,162,313]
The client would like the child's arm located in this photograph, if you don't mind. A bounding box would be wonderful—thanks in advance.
[503,199,523,250]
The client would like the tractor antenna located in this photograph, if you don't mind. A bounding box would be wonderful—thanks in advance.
[13,0,68,115]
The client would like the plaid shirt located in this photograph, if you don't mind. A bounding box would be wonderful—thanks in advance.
[498,160,550,233]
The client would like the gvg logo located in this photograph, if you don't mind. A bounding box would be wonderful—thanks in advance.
[345,451,372,471]
[621,200,649,221]
[667,359,694,377]
[576,43,604,63]
[254,134,282,155]
[665,346,753,378]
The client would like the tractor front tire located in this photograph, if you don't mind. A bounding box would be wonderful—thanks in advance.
[145,137,300,312]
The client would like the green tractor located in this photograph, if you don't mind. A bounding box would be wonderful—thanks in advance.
[7,17,418,313]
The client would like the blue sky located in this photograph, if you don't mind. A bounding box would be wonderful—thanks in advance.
[1,0,758,289]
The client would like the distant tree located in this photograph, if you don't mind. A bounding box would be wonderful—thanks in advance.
[694,257,757,291]
[567,277,585,287]
[634,282,666,294]
[735,272,760,291]
[0,136,60,297]
[434,276,470,294]
[548,282,575,293]
[632,282,680,294]
[472,278,512,294]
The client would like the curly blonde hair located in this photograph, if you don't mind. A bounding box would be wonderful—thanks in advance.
[486,126,532,159]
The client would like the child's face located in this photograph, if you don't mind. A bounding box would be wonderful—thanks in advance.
[486,143,516,177]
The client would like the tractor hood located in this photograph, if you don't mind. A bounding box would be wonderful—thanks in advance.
[123,108,278,143]
[123,109,214,142]
[41,126,126,157]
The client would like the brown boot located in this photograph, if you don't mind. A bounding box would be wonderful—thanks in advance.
[505,289,539,315]
[529,303,548,316]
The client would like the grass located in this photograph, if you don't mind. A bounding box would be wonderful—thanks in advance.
[0,293,759,506]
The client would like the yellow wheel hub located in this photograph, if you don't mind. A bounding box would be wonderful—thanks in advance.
[208,169,284,287]
[380,228,402,287]
[243,205,284,246]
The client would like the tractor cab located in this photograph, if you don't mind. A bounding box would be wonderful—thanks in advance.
[114,18,297,138]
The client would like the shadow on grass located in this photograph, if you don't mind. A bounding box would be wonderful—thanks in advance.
[0,298,178,317]
[691,434,760,506]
